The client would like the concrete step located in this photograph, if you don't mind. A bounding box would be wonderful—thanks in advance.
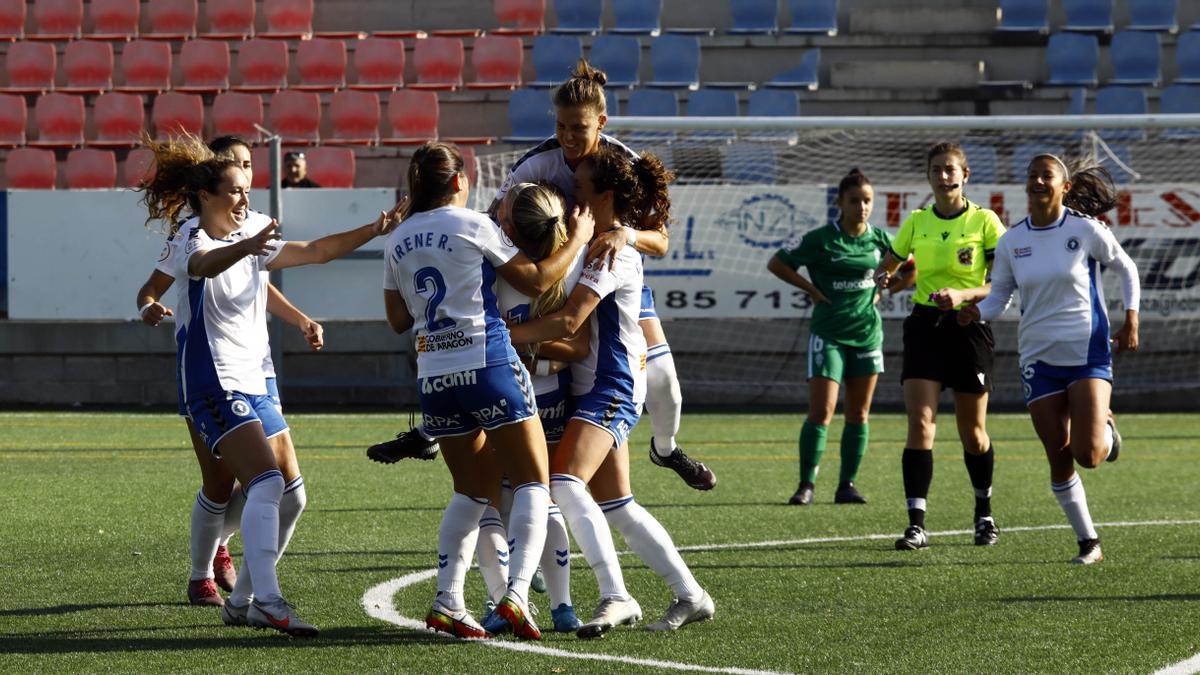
[830,60,984,89]
[849,7,1000,34]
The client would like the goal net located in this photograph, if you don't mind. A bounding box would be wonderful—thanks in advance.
[470,115,1200,410]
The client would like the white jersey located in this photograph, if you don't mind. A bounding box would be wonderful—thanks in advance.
[383,206,521,378]
[497,248,587,395]
[493,134,639,206]
[976,208,1141,367]
[570,241,647,402]
[175,224,285,399]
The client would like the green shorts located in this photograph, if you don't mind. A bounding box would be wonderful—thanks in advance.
[806,332,884,383]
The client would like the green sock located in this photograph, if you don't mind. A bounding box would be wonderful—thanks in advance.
[799,421,828,484]
[839,422,869,484]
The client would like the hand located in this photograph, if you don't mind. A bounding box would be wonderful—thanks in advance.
[957,304,981,326]
[1113,317,1139,353]
[933,287,963,310]
[586,228,625,270]
[376,196,408,236]
[810,289,832,305]
[874,270,892,290]
[301,317,324,351]
[570,204,596,244]
[242,220,281,256]
[141,301,172,326]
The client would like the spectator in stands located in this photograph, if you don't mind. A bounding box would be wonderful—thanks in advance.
[959,156,1139,565]
[282,151,320,188]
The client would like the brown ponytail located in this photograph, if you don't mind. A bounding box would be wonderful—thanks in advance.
[405,142,465,217]
[582,146,674,231]
[553,59,608,114]
[138,132,238,234]
[1063,161,1118,218]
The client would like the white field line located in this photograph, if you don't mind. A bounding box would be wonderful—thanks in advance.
[361,519,1200,675]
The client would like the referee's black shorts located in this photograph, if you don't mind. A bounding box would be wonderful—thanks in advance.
[901,304,994,394]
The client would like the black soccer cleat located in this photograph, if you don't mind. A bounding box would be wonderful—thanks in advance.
[833,481,867,504]
[974,516,999,546]
[367,429,439,464]
[895,525,929,550]
[788,481,815,506]
[1072,538,1103,564]
[649,440,716,490]
[1105,411,1121,463]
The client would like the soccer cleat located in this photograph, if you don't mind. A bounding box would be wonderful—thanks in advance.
[187,578,224,607]
[220,600,249,626]
[834,481,867,504]
[895,525,929,550]
[788,481,814,506]
[1106,411,1121,463]
[649,440,716,491]
[367,424,439,464]
[577,596,642,639]
[645,591,715,632]
[551,603,583,633]
[212,544,237,592]
[426,603,491,639]
[248,599,319,638]
[1072,538,1104,565]
[494,594,542,640]
[531,566,547,594]
[479,603,508,636]
[974,516,1000,546]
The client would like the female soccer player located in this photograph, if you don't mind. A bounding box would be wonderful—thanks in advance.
[509,147,715,638]
[768,169,904,506]
[134,135,320,608]
[959,155,1138,564]
[874,142,1005,551]
[142,133,399,637]
[382,142,594,641]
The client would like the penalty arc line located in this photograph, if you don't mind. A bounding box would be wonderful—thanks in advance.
[361,518,1200,675]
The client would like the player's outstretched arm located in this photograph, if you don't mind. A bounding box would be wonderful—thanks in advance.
[266,283,323,351]
[530,315,591,363]
[383,289,415,335]
[587,224,669,269]
[509,285,600,345]
[498,205,595,297]
[270,201,403,270]
[189,221,280,278]
[136,269,175,326]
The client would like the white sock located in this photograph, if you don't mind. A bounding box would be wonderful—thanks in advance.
[550,474,629,601]
[475,506,510,604]
[540,504,572,608]
[1103,422,1114,460]
[190,490,227,580]
[219,484,246,546]
[499,477,514,524]
[601,496,704,603]
[505,483,550,605]
[278,476,306,557]
[435,493,487,612]
[645,344,682,456]
[1052,474,1099,541]
[239,470,284,606]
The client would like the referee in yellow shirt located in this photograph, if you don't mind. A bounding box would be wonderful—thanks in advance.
[874,142,1005,551]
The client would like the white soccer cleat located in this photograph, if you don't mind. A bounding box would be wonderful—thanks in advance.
[645,591,716,631]
[248,599,320,637]
[577,596,642,639]
[1071,538,1103,565]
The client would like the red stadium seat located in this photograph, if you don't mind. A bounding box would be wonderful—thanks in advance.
[0,0,26,40]
[117,40,173,93]
[249,146,270,188]
[412,37,464,90]
[66,148,118,188]
[178,39,231,93]
[461,144,478,184]
[305,146,354,187]
[467,35,524,89]
[268,90,320,143]
[91,92,145,147]
[211,91,263,138]
[88,0,139,40]
[0,93,27,147]
[31,0,83,40]
[204,0,254,39]
[151,92,203,139]
[328,89,379,145]
[6,148,57,188]
[30,93,85,148]
[61,41,115,93]
[262,0,312,39]
[145,0,197,39]
[122,146,156,187]
[350,37,405,91]
[4,42,56,94]
[383,89,438,144]
[294,38,347,91]
[493,0,545,35]
[235,38,289,92]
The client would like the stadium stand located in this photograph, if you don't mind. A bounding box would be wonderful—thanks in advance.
[1109,31,1161,85]
[6,147,56,188]
[785,0,838,35]
[211,90,264,138]
[121,146,155,187]
[605,88,619,114]
[294,38,348,91]
[467,34,524,89]
[305,146,354,187]
[30,93,85,147]
[351,37,406,90]
[1045,32,1099,86]
[626,87,677,142]
[328,89,381,145]
[384,89,438,144]
[262,0,313,39]
[177,39,232,93]
[748,89,798,116]
[1127,0,1178,33]
[117,40,173,93]
[552,0,602,34]
[1012,142,1062,181]
[723,143,777,183]
[530,35,582,86]
[589,35,640,87]
[997,0,1050,33]
[249,146,270,188]
[31,0,83,40]
[269,90,321,143]
[61,41,114,94]
[204,0,255,39]
[0,0,26,40]
[1095,85,1148,140]
[4,41,56,94]
[764,49,821,89]
[649,34,701,89]
[91,92,145,147]
[411,37,465,89]
[728,0,779,35]
[0,94,26,146]
[687,88,738,141]
[88,0,140,40]
[961,142,1000,183]
[235,38,289,92]
[144,0,197,40]
[1160,84,1200,138]
[1178,31,1200,83]
[492,0,546,35]
[505,87,553,142]
[151,92,203,139]
[65,149,118,188]
[611,0,661,36]
[1062,0,1115,33]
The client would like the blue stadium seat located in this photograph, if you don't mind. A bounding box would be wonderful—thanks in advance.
[1095,85,1148,140]
[1127,0,1178,33]
[626,88,678,142]
[687,88,738,141]
[724,143,778,184]
[1109,31,1160,86]
[1068,87,1087,115]
[530,35,582,87]
[728,0,778,35]
[648,34,700,90]
[764,49,820,89]
[605,89,619,116]
[551,0,601,34]
[747,90,798,143]
[1159,84,1200,138]
[1062,0,1114,33]
[1011,143,1062,182]
[1177,31,1200,83]
[1045,32,1099,86]
[505,88,554,143]
[785,0,837,36]
[611,0,661,35]
[961,143,999,184]
[997,0,1049,33]
[589,35,641,88]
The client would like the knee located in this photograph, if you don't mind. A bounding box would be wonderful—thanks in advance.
[807,410,834,426]
[963,433,989,455]
[1071,440,1103,469]
[845,411,868,425]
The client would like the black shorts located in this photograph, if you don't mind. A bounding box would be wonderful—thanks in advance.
[901,304,995,394]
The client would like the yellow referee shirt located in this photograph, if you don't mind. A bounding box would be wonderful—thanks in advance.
[890,200,1005,308]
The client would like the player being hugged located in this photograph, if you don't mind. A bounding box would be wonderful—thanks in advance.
[141,132,400,637]
[959,156,1139,564]
[509,147,715,639]
[382,142,594,640]
[874,142,1005,551]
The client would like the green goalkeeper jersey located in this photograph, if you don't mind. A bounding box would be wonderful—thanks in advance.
[775,221,893,350]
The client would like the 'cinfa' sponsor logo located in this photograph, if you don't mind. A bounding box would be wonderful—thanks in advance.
[421,370,478,393]
[417,330,474,353]
[716,194,816,250]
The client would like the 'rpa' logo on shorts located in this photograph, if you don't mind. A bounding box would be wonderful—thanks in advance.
[470,399,509,424]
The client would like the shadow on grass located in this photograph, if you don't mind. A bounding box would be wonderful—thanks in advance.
[307,506,444,514]
[285,549,430,558]
[1002,594,1200,604]
[0,601,183,617]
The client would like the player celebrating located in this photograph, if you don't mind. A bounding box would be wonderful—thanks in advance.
[509,147,715,638]
[768,168,908,506]
[874,142,1005,551]
[382,142,594,640]
[959,156,1139,564]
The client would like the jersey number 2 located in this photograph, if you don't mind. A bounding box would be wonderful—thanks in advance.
[414,267,456,332]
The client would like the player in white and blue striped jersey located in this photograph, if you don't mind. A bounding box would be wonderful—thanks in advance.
[961,155,1140,565]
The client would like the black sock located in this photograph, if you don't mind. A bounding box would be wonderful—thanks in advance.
[964,445,994,519]
[902,448,933,528]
